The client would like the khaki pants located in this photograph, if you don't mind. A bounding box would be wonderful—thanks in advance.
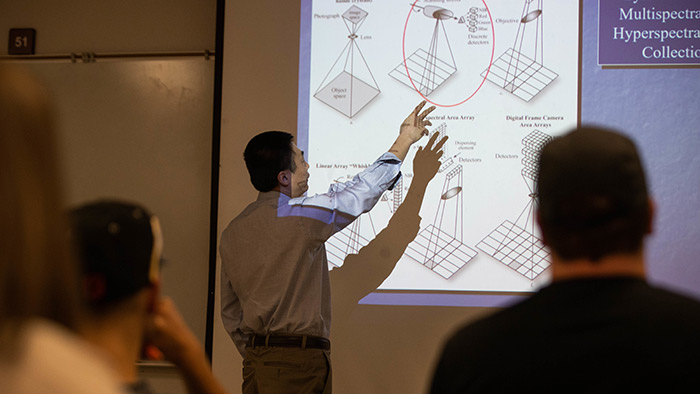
[242,346,332,394]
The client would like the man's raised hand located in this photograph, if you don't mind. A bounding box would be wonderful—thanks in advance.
[414,131,448,183]
[389,100,438,161]
[399,100,436,143]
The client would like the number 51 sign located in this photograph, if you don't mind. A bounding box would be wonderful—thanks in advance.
[8,28,36,55]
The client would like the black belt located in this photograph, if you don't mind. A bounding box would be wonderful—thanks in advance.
[247,334,330,350]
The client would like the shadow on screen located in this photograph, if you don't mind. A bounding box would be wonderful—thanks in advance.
[329,139,445,393]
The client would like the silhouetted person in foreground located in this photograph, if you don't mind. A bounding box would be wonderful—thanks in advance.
[429,126,700,393]
[71,200,227,394]
[0,65,124,394]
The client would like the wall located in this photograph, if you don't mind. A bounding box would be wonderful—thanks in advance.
[1,1,214,53]
[1,2,216,393]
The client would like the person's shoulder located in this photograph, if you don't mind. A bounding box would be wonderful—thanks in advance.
[432,303,532,393]
[4,320,126,394]
[638,282,700,318]
[442,301,524,353]
[643,281,700,302]
[441,291,553,356]
[223,194,277,228]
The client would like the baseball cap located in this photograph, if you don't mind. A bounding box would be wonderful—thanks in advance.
[69,200,162,307]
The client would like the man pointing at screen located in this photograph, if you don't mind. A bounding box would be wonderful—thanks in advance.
[220,101,435,394]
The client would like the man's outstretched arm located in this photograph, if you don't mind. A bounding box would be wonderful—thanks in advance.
[284,101,437,239]
[290,100,436,215]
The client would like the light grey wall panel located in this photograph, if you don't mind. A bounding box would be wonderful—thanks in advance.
[23,59,214,345]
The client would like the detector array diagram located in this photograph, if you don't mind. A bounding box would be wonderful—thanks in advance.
[404,124,478,279]
[434,123,457,173]
[315,6,380,118]
[481,0,558,101]
[458,7,482,33]
[476,130,552,280]
[381,177,404,214]
[389,4,458,97]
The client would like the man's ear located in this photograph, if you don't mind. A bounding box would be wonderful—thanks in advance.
[277,169,291,187]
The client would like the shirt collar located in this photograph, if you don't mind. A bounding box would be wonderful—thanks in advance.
[257,190,282,202]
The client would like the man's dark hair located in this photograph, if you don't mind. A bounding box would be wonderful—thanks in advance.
[537,126,650,262]
[69,200,155,310]
[243,131,296,192]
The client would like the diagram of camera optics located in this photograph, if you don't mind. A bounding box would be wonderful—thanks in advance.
[481,0,558,102]
[390,4,459,97]
[315,6,380,118]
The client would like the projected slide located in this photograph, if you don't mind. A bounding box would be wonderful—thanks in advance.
[300,0,580,293]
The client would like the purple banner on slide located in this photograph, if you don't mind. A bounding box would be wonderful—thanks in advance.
[598,0,700,65]
[359,292,528,308]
